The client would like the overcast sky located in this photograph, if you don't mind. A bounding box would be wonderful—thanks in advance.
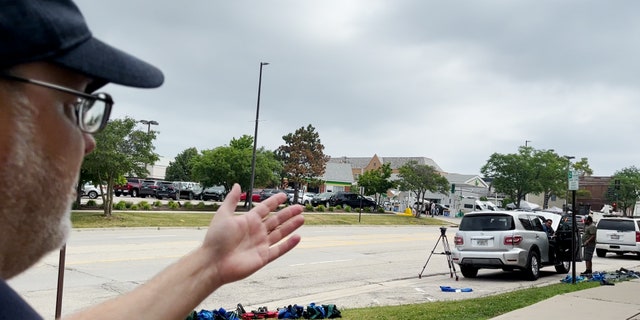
[76,0,640,177]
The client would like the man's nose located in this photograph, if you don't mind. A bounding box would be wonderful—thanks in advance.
[84,133,96,154]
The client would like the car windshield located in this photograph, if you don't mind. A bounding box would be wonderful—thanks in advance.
[459,214,515,231]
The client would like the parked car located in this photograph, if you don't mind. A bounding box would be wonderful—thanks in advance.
[328,191,377,210]
[202,186,226,201]
[175,181,203,200]
[260,188,282,202]
[301,192,316,205]
[560,214,586,233]
[311,192,333,207]
[81,183,104,199]
[282,189,310,204]
[240,191,261,202]
[435,203,451,215]
[138,180,160,198]
[451,210,578,280]
[595,217,640,257]
[113,177,143,197]
[155,181,178,200]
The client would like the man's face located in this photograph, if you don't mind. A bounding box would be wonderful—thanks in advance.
[0,62,96,279]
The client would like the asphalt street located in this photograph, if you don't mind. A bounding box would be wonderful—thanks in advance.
[9,223,640,319]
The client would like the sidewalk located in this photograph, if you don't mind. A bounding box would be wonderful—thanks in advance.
[490,279,640,319]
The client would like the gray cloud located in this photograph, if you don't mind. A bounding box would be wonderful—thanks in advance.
[77,0,640,176]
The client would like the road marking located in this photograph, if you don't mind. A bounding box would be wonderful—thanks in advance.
[290,259,352,267]
[116,235,178,239]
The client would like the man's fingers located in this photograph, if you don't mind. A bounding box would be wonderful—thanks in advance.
[216,184,241,217]
[265,206,305,245]
[268,234,302,263]
[254,192,288,219]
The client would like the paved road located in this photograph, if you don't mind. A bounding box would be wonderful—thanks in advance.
[9,224,640,319]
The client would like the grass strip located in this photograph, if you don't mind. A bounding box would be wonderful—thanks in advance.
[340,281,600,319]
[70,211,449,228]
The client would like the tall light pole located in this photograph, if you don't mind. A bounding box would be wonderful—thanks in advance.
[563,155,575,212]
[248,62,269,208]
[139,120,159,178]
[139,119,159,134]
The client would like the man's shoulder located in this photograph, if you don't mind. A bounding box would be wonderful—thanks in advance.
[0,279,43,319]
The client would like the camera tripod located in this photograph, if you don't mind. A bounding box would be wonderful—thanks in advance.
[418,227,459,280]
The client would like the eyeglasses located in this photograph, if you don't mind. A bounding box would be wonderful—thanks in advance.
[0,73,113,133]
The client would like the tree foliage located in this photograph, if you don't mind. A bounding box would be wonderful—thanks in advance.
[80,117,159,216]
[357,163,395,204]
[191,135,282,195]
[608,166,640,215]
[481,147,592,209]
[276,124,329,203]
[396,161,449,217]
[165,147,198,181]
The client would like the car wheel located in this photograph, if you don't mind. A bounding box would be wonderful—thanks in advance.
[156,196,162,200]
[524,250,540,281]
[88,191,98,199]
[460,265,478,278]
[596,249,607,258]
[131,189,139,197]
[554,260,570,273]
[115,191,121,197]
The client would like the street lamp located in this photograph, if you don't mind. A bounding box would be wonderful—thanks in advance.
[139,120,159,178]
[248,62,269,208]
[139,119,159,134]
[563,155,575,212]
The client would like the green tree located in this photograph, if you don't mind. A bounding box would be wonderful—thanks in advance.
[531,149,566,209]
[165,147,199,181]
[276,124,329,203]
[609,167,640,215]
[80,117,159,216]
[396,161,449,217]
[573,157,594,177]
[357,163,395,204]
[481,147,537,209]
[482,147,593,209]
[191,135,282,200]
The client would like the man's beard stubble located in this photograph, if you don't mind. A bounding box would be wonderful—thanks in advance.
[0,92,73,279]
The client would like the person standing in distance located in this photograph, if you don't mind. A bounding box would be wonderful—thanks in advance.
[581,216,597,275]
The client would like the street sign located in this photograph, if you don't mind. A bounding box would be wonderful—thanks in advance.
[568,169,579,190]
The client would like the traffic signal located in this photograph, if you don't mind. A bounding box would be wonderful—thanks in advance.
[451,184,456,193]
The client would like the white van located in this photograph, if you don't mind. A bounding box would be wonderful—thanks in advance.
[459,198,498,213]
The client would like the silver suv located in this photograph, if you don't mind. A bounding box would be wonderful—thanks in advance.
[595,217,640,257]
[451,211,577,280]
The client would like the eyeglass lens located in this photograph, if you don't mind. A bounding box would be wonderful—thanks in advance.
[78,93,111,133]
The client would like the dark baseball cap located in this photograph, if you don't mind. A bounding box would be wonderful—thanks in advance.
[0,0,164,92]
